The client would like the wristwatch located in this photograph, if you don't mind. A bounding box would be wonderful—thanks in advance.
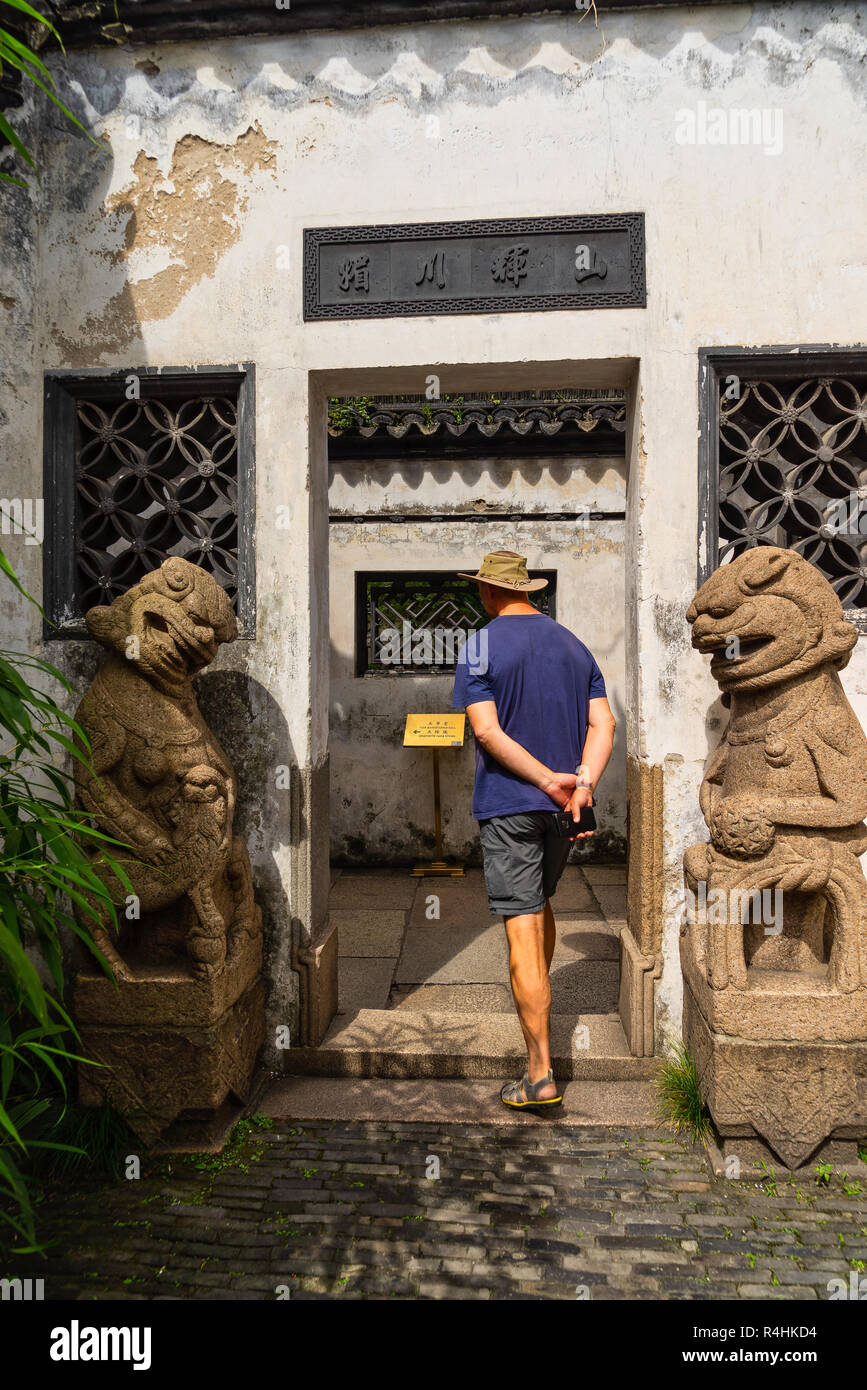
[575,765,594,790]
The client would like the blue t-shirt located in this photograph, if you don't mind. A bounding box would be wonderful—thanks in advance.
[451,613,607,821]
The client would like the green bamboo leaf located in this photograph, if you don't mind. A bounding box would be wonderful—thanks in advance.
[1,0,62,42]
[0,923,48,1020]
[0,1099,25,1148]
[0,107,34,167]
[0,546,39,603]
[0,26,52,78]
[1,57,100,145]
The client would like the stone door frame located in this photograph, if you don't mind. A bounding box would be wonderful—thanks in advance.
[293,356,659,1055]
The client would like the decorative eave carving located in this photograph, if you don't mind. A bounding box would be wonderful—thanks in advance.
[328,391,627,460]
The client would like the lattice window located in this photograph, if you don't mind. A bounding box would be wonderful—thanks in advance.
[43,367,255,637]
[700,354,867,627]
[356,571,556,676]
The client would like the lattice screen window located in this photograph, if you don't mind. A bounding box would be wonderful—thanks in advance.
[701,353,867,628]
[356,571,556,676]
[43,367,255,637]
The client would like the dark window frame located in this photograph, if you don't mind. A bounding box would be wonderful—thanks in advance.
[42,364,256,640]
[697,345,867,630]
[355,569,557,677]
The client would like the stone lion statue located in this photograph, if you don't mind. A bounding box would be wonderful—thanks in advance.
[73,556,259,982]
[683,545,867,993]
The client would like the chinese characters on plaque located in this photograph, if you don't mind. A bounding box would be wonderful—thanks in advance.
[305,213,645,319]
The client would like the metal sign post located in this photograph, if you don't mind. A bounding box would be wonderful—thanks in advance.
[403,713,466,878]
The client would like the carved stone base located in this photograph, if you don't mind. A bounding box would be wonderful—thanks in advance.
[705,1128,865,1180]
[683,977,867,1170]
[75,935,265,1149]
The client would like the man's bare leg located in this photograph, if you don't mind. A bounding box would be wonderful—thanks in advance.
[543,897,556,970]
[504,905,558,1101]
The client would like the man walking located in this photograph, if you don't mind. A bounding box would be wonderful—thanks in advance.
[452,551,616,1112]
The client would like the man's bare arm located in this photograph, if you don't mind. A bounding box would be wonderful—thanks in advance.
[564,697,616,836]
[464,700,576,809]
[571,696,617,809]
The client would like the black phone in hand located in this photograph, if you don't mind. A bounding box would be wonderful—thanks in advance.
[552,804,596,837]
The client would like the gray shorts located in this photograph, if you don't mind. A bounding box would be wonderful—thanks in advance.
[478,811,573,916]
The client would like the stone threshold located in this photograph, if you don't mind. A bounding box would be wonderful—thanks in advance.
[258,1074,662,1128]
[282,1007,656,1081]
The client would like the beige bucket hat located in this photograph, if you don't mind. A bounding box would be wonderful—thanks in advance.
[457,550,548,593]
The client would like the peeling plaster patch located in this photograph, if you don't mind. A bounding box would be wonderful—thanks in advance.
[113,123,278,319]
[53,122,278,360]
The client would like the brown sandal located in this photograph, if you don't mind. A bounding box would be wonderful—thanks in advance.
[500,1068,563,1112]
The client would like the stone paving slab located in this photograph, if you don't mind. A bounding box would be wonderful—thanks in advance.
[338,958,397,1011]
[333,910,407,957]
[396,919,610,987]
[8,1110,865,1302]
[587,883,628,922]
[549,867,601,913]
[329,871,418,910]
[396,922,510,984]
[551,959,619,1013]
[388,983,514,1014]
[406,870,491,928]
[581,865,627,885]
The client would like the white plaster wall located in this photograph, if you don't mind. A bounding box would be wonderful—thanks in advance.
[1,2,865,1047]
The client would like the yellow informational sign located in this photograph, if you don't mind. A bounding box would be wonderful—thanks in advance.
[403,713,466,747]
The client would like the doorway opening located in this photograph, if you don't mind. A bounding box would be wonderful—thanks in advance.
[295,360,653,1076]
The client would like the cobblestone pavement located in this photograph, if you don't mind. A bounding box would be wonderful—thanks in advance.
[9,1117,867,1300]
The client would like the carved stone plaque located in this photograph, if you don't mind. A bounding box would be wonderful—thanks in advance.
[303,213,645,319]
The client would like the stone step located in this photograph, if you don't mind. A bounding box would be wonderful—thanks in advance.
[284,1007,658,1081]
[260,1075,662,1127]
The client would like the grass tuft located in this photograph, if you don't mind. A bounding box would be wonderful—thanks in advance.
[654,1041,713,1145]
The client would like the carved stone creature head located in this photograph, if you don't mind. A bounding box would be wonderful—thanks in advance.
[85,557,237,693]
[687,546,856,694]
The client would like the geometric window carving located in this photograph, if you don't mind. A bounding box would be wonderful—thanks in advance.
[42,366,255,638]
[355,570,556,677]
[699,350,867,631]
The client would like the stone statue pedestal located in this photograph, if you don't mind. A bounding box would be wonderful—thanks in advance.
[682,546,867,1171]
[75,925,264,1151]
[682,941,867,1170]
